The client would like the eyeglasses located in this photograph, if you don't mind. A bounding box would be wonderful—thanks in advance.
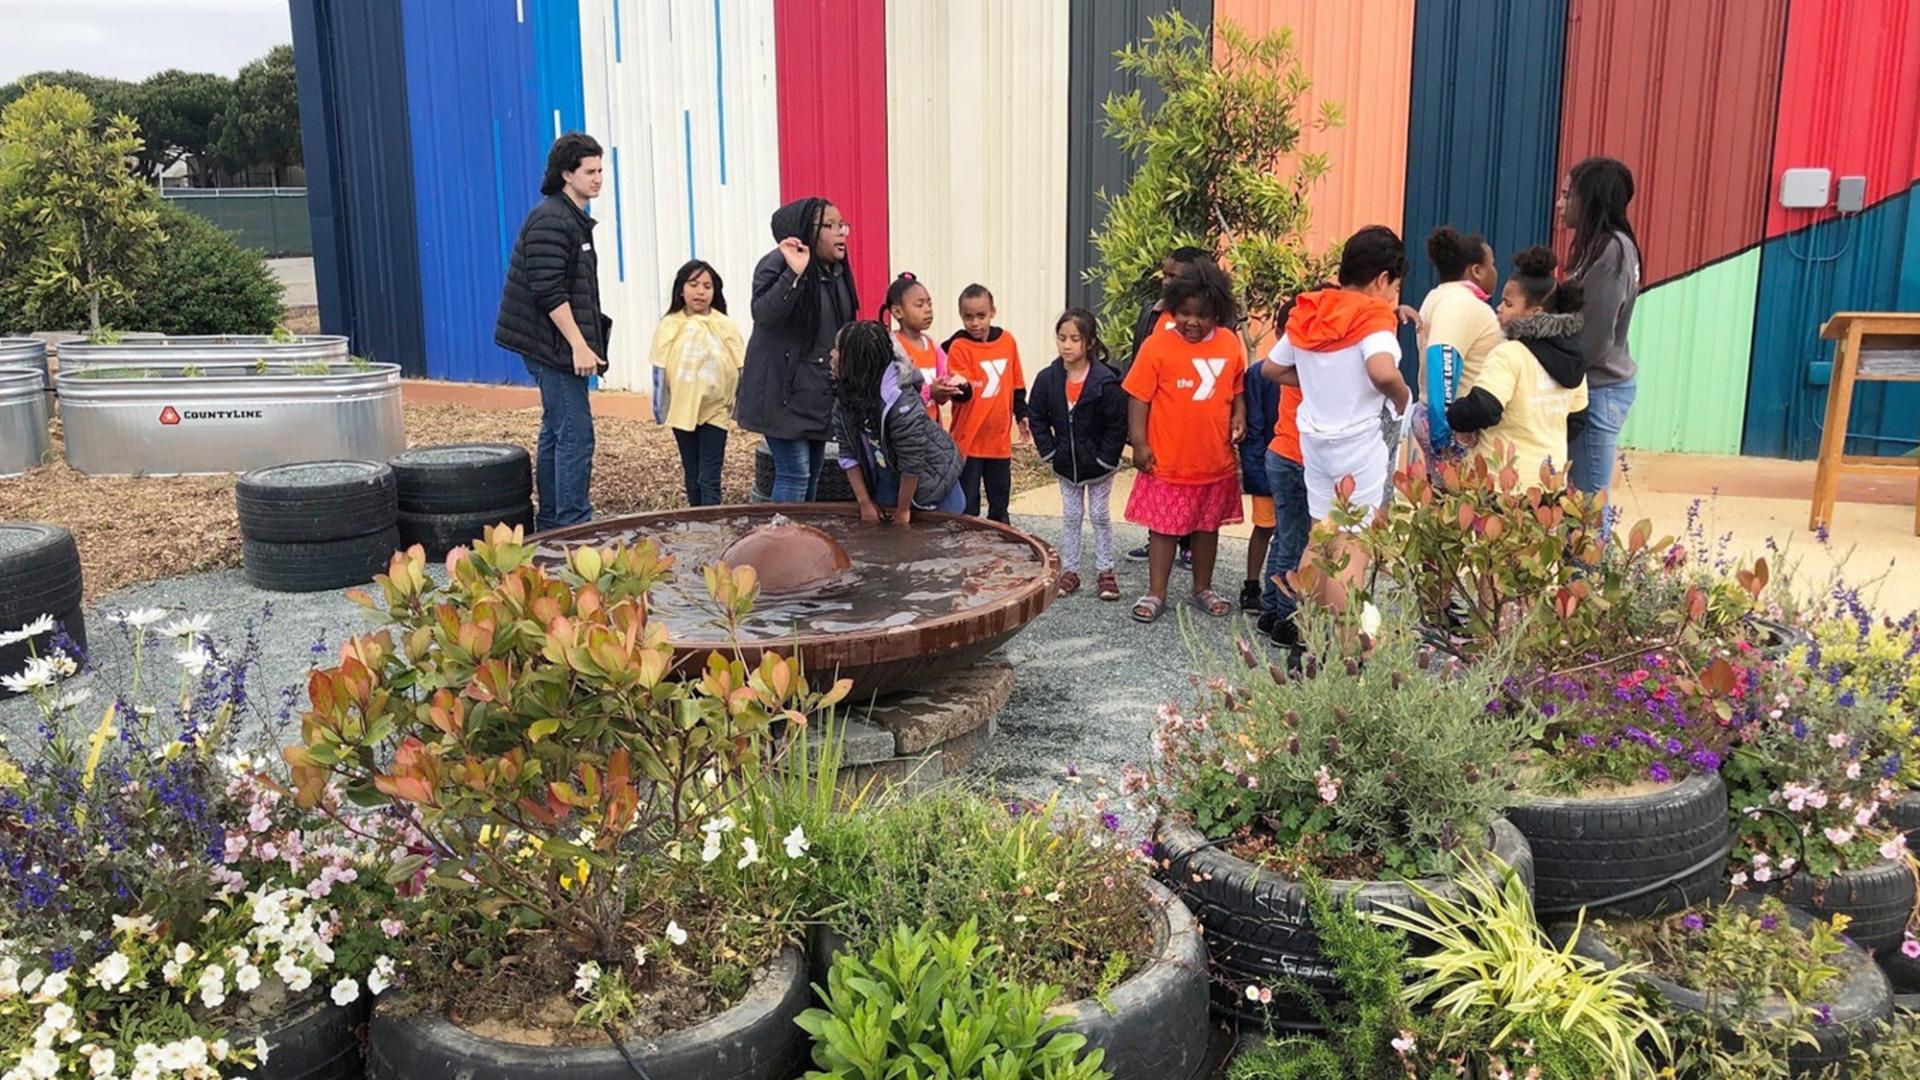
[819,221,851,236]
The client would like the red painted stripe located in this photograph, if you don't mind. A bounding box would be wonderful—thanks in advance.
[774,0,890,318]
[1766,0,1920,238]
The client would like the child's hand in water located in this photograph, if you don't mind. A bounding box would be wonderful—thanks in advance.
[857,500,881,524]
[892,507,912,528]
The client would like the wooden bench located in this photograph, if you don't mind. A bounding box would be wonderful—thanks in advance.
[1809,311,1920,536]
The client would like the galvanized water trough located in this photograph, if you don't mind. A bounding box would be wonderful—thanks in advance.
[0,369,51,476]
[56,358,404,476]
[0,338,51,409]
[55,333,349,370]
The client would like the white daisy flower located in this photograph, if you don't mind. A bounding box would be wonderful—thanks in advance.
[783,824,810,859]
[174,644,214,678]
[665,921,687,947]
[113,609,169,630]
[0,615,54,647]
[159,614,212,640]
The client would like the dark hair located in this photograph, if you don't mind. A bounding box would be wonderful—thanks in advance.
[1566,156,1639,277]
[1169,246,1210,266]
[959,283,994,306]
[833,320,896,437]
[1508,246,1585,314]
[1054,308,1111,367]
[667,260,727,315]
[1338,225,1408,288]
[1427,226,1489,282]
[876,272,928,324]
[540,133,603,197]
[1160,258,1237,325]
[767,197,857,346]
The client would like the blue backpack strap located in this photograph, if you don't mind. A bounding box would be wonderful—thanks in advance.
[1423,343,1462,456]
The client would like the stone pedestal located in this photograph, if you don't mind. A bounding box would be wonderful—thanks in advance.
[836,657,1012,793]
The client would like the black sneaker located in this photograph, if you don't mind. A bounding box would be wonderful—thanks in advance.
[1177,546,1193,571]
[1256,612,1276,637]
[1126,544,1150,562]
[1269,615,1301,650]
[1239,580,1262,613]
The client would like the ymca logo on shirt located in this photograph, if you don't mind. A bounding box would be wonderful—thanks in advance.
[1174,357,1228,401]
[979,359,1007,398]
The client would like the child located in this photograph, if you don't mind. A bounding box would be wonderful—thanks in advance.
[1030,308,1126,601]
[1122,259,1247,622]
[943,284,1030,523]
[1445,246,1588,480]
[649,259,745,507]
[1239,345,1281,612]
[833,319,966,525]
[879,272,960,422]
[1263,226,1412,611]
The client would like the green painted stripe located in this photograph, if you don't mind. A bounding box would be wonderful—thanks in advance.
[1619,249,1760,455]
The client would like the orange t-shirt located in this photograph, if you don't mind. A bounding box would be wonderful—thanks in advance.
[1121,325,1246,484]
[895,330,944,423]
[1065,375,1086,406]
[1268,385,1303,464]
[945,330,1024,459]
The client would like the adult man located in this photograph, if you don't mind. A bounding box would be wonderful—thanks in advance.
[495,132,609,530]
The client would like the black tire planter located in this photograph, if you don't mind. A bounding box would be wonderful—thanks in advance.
[1556,892,1893,1076]
[1879,940,1920,992]
[1154,817,1534,1031]
[243,526,402,594]
[0,522,84,630]
[397,502,536,558]
[1758,858,1916,955]
[235,460,399,543]
[1886,791,1920,849]
[234,994,370,1080]
[806,879,1212,1080]
[390,444,533,514]
[751,441,855,504]
[366,947,809,1080]
[1508,772,1730,919]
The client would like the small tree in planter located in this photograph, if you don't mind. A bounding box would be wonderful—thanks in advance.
[288,527,849,1039]
[1088,12,1341,355]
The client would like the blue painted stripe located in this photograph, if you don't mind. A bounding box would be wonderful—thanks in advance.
[683,110,697,257]
[613,0,623,62]
[612,145,626,282]
[713,0,727,185]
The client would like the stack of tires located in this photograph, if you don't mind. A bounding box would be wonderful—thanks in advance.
[0,523,86,688]
[751,440,855,503]
[389,445,534,555]
[236,461,400,593]
[1508,773,1733,921]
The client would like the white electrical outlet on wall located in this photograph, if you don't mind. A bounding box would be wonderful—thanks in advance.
[1780,168,1833,209]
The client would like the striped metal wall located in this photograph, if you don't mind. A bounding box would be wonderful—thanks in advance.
[291,0,1920,461]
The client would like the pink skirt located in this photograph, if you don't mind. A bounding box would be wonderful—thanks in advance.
[1124,473,1244,536]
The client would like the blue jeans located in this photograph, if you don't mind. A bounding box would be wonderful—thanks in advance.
[524,359,594,530]
[1261,450,1311,623]
[1569,377,1636,497]
[672,423,728,507]
[873,467,967,513]
[765,436,826,502]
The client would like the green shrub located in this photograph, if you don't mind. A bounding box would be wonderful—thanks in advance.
[795,919,1110,1080]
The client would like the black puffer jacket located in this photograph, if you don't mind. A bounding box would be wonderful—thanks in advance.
[1029,357,1128,484]
[494,195,609,373]
[836,362,964,509]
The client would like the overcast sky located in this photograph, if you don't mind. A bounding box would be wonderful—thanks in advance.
[0,0,292,84]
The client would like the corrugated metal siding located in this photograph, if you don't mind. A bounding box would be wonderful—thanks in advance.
[1399,0,1566,388]
[402,0,556,385]
[884,0,1070,383]
[581,0,784,391]
[532,0,586,141]
[1743,182,1920,459]
[1766,0,1920,238]
[1557,0,1786,287]
[290,0,427,375]
[774,0,891,324]
[1617,250,1759,454]
[1064,0,1212,317]
[1213,0,1415,253]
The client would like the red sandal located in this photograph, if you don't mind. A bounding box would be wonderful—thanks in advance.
[1057,571,1082,597]
[1096,570,1120,601]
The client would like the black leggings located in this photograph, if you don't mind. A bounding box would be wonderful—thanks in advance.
[960,457,1012,523]
[672,423,728,506]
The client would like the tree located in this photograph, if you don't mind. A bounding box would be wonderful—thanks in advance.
[211,45,301,184]
[0,85,165,331]
[1089,14,1344,357]
[134,70,232,184]
[0,71,136,126]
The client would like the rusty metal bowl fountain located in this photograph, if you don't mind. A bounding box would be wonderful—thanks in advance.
[531,505,1058,698]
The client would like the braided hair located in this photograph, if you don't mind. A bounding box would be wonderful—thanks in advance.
[833,320,896,441]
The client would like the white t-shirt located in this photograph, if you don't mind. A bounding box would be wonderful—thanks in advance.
[1267,330,1403,439]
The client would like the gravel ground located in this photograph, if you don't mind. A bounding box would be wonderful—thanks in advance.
[0,513,1259,830]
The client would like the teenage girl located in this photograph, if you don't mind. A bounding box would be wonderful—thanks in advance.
[943,284,1029,523]
[833,320,966,525]
[879,273,960,422]
[1029,309,1126,601]
[649,259,745,507]
[1121,259,1247,622]
[1445,246,1589,480]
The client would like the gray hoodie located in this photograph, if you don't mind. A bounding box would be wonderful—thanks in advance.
[1571,230,1640,388]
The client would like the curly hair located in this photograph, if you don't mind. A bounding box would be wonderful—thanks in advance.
[540,133,602,197]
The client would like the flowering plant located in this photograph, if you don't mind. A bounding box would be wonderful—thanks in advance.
[0,609,401,1080]
[1787,611,1920,787]
[1137,606,1529,879]
[289,528,848,1026]
[1600,896,1845,1012]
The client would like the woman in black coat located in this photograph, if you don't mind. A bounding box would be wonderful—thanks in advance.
[734,197,858,502]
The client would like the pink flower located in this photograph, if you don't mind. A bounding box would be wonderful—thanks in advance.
[1754,866,1773,883]
[1829,733,1849,750]
[1730,871,1749,887]
[1314,766,1341,805]
[1903,936,1920,960]
[1857,806,1877,828]
[1882,836,1909,861]
[1391,1031,1417,1056]
[380,919,405,939]
[1825,826,1856,847]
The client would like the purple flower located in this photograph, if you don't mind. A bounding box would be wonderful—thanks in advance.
[1885,755,1903,780]
[1664,737,1684,755]
[1761,915,1780,931]
[1006,800,1026,819]
[1138,839,1158,860]
[1813,1003,1833,1027]
[1099,812,1121,832]
[1838,691,1857,709]
[1791,719,1808,740]
[1578,734,1599,749]
[1681,912,1705,932]
[1689,750,1722,773]
[1648,762,1672,783]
